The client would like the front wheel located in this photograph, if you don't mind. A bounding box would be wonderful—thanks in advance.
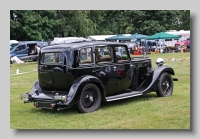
[77,83,101,113]
[156,73,173,97]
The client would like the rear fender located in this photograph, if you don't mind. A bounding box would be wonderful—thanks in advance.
[21,80,41,102]
[141,66,175,93]
[66,75,105,105]
[30,80,41,94]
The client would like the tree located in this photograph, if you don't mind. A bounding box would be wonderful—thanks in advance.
[10,10,190,41]
[125,10,183,35]
[56,10,96,37]
[179,10,190,30]
[10,10,60,41]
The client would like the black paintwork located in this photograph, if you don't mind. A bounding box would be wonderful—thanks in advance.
[22,41,177,109]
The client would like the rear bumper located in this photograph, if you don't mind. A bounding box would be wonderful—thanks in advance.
[20,91,70,110]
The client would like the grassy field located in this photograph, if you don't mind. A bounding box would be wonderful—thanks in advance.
[10,52,190,129]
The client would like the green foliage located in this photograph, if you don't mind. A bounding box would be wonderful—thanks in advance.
[10,10,190,40]
[10,10,60,41]
[179,10,190,30]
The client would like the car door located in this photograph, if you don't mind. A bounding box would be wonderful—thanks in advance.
[38,51,69,91]
[94,45,118,96]
[13,44,27,58]
[114,45,132,93]
[76,46,96,77]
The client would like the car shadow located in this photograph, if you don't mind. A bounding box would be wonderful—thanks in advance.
[100,92,158,109]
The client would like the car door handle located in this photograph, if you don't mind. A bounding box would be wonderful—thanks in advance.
[92,69,98,73]
[113,66,117,69]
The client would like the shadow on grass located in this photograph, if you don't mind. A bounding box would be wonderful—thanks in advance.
[29,93,158,115]
[100,93,158,109]
[30,106,78,115]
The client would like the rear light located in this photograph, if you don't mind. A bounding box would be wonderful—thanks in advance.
[50,103,56,108]
[34,102,38,107]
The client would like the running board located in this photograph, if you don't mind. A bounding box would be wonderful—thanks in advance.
[106,91,142,102]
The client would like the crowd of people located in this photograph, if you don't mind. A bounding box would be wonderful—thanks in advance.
[118,39,190,55]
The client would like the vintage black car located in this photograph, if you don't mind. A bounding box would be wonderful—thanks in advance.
[20,40,178,113]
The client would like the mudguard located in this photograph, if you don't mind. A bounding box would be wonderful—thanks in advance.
[66,75,105,105]
[29,80,41,94]
[141,65,175,94]
[21,80,42,103]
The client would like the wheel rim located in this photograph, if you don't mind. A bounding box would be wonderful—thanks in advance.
[161,76,171,95]
[81,87,98,110]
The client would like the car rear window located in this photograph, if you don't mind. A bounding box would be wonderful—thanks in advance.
[41,52,63,64]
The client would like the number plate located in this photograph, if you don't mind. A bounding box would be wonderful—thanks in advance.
[37,102,52,109]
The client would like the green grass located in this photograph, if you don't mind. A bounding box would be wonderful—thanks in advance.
[10,52,190,129]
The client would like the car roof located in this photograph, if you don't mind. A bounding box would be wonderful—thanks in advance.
[42,41,127,51]
[18,41,38,43]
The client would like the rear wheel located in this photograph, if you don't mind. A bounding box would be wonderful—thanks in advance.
[156,73,173,97]
[77,83,101,113]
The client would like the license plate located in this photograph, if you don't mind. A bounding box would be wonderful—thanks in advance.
[37,102,52,109]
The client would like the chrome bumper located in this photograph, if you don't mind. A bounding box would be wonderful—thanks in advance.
[20,93,29,99]
[20,92,67,103]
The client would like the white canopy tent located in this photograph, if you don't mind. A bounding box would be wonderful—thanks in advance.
[165,30,190,36]
[87,34,132,41]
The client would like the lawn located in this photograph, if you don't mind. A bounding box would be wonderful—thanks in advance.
[10,52,190,129]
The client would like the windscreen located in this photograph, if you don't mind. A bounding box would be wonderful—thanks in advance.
[10,43,19,51]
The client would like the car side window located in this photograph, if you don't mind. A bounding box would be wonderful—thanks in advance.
[41,52,63,64]
[79,47,93,64]
[95,45,113,63]
[115,45,129,61]
[15,45,26,52]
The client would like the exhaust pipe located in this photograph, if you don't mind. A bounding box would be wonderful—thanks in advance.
[57,107,68,111]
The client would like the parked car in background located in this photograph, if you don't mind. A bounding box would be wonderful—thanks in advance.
[10,40,19,44]
[10,41,48,63]
[20,40,178,113]
[10,43,20,50]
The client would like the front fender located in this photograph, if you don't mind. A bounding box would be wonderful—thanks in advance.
[142,65,175,93]
[66,75,105,105]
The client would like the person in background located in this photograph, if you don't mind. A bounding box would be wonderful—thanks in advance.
[35,45,41,54]
[141,46,147,55]
[187,39,190,49]
[40,44,44,49]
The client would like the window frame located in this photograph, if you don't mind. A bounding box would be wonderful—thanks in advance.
[79,46,94,65]
[40,51,65,65]
[94,45,114,64]
[114,45,130,62]
[15,44,26,52]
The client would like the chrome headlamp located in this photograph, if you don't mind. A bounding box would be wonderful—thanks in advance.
[156,58,164,67]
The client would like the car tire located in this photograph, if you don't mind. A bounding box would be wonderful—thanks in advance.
[77,83,101,113]
[156,72,173,97]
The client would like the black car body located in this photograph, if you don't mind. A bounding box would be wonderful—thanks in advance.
[20,40,178,113]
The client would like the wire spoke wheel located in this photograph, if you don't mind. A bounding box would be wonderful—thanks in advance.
[156,73,173,97]
[81,88,97,109]
[77,83,101,113]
